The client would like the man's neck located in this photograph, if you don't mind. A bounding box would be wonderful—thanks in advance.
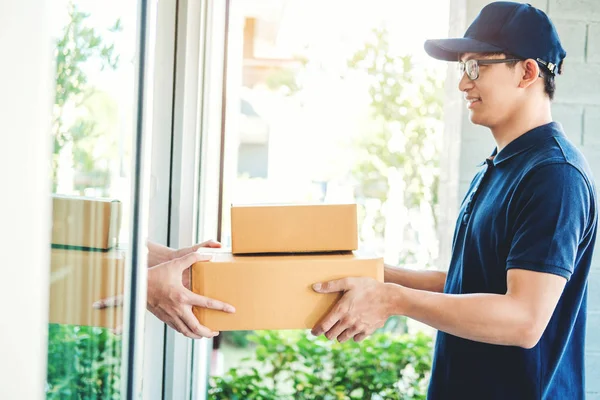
[489,100,553,152]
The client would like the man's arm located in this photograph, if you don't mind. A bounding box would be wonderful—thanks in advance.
[390,268,565,347]
[312,268,566,348]
[384,264,446,292]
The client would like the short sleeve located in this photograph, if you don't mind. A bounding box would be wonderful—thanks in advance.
[506,163,593,280]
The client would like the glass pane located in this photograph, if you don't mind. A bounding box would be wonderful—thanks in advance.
[210,0,448,398]
[46,1,139,398]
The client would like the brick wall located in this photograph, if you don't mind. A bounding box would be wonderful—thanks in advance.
[439,0,600,395]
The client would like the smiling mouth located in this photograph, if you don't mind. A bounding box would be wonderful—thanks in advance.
[467,98,481,108]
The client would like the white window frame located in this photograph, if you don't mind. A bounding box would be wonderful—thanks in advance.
[147,0,228,399]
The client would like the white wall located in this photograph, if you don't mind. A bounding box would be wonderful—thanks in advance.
[0,0,53,399]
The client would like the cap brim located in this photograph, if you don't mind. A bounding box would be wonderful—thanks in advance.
[424,38,503,61]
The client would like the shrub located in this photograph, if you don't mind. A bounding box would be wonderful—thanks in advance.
[209,330,432,400]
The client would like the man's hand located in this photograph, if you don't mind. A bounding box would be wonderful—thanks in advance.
[172,240,221,259]
[147,239,222,268]
[147,252,234,339]
[95,251,235,339]
[311,277,392,343]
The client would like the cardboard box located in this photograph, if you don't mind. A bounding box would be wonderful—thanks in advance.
[231,204,358,254]
[49,248,125,329]
[51,195,121,251]
[191,251,383,331]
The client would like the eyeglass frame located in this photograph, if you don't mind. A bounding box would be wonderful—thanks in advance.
[458,58,523,80]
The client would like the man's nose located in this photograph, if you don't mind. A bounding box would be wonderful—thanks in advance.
[458,71,474,92]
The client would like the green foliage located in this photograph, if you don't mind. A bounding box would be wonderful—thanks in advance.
[46,324,122,399]
[210,331,433,400]
[266,68,302,96]
[348,28,444,265]
[52,1,121,193]
[265,55,307,96]
[223,330,255,348]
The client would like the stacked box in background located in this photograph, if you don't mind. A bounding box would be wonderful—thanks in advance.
[49,195,124,329]
[49,248,125,329]
[51,195,121,251]
[192,204,383,331]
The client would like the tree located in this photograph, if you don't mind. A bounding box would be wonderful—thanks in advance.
[52,1,121,193]
[348,28,444,267]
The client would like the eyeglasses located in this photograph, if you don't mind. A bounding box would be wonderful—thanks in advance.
[458,58,522,80]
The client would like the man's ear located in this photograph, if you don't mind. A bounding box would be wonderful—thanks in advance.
[518,59,540,89]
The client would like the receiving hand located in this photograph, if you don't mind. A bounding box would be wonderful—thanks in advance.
[94,251,235,339]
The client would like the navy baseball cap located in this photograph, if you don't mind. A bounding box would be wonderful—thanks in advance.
[424,2,566,75]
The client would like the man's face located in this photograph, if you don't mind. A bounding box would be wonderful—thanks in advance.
[458,53,522,128]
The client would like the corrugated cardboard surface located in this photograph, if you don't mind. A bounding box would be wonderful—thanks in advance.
[51,195,121,251]
[231,204,358,254]
[191,251,383,331]
[49,248,125,329]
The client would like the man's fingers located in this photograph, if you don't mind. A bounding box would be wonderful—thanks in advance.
[353,327,377,343]
[312,311,339,336]
[202,240,221,248]
[181,308,218,338]
[165,321,178,332]
[93,294,124,309]
[337,325,363,343]
[170,316,202,340]
[188,240,221,253]
[188,292,235,313]
[324,320,349,341]
[312,278,354,294]
[311,296,348,336]
[353,332,368,342]
[177,252,213,271]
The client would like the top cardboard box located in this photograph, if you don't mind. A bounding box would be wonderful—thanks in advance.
[51,194,121,251]
[231,203,358,254]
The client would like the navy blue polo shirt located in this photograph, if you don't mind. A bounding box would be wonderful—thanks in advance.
[428,122,598,400]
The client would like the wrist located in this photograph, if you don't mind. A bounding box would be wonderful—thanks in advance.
[383,282,407,317]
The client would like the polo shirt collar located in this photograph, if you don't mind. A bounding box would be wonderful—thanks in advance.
[478,122,566,167]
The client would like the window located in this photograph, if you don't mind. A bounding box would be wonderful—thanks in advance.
[45,1,144,398]
[209,0,448,398]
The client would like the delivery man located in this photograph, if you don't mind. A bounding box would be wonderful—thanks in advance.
[311,2,598,398]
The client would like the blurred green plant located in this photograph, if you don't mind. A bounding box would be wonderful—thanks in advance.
[52,1,122,194]
[265,55,308,96]
[348,28,444,267]
[223,330,255,348]
[210,330,432,400]
[46,324,122,399]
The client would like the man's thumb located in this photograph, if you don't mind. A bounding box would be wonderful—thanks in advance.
[312,278,349,294]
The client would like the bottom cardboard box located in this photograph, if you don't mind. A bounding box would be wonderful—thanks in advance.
[191,251,383,331]
[49,248,125,329]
